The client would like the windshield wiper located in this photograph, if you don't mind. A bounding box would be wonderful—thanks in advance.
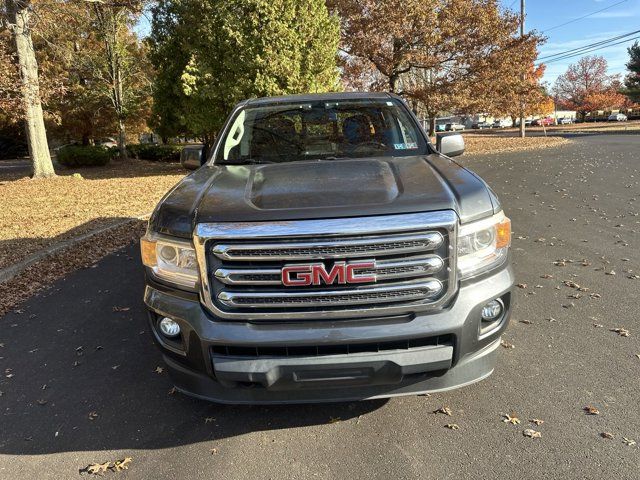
[221,158,277,165]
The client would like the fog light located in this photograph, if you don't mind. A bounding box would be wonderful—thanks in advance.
[158,317,181,337]
[481,299,503,321]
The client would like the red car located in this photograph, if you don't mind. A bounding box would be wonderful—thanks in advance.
[532,117,554,126]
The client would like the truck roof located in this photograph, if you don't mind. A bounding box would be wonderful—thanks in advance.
[244,91,395,106]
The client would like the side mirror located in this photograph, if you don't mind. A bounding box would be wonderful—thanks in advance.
[436,132,465,157]
[180,145,204,170]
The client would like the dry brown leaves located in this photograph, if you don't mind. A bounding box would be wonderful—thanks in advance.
[0,160,184,270]
[583,405,600,415]
[80,457,132,476]
[523,429,542,439]
[501,413,521,425]
[460,135,569,156]
[434,406,453,416]
[610,327,630,337]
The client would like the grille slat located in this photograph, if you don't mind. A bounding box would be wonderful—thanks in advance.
[212,232,443,261]
[217,280,443,308]
[214,255,444,286]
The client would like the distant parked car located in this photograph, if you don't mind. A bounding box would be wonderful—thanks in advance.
[472,121,492,129]
[445,122,465,131]
[608,113,627,122]
[492,119,512,128]
[558,117,573,125]
[96,137,118,148]
[435,123,447,132]
[532,117,554,126]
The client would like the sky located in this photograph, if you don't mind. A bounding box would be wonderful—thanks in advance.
[136,0,639,88]
[501,0,640,86]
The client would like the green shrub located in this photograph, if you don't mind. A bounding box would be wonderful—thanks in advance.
[56,145,113,167]
[127,144,183,162]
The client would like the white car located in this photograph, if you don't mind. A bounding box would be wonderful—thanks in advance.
[445,122,465,131]
[608,113,627,122]
[558,117,573,125]
[492,119,512,128]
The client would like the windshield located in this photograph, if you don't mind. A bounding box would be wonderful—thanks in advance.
[214,98,428,164]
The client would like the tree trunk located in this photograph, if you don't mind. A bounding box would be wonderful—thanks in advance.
[388,75,397,93]
[7,0,55,178]
[117,117,127,159]
[428,117,436,137]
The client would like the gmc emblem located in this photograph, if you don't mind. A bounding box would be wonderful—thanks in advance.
[282,261,376,286]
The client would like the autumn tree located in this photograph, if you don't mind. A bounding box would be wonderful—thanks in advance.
[487,63,551,125]
[2,0,55,177]
[553,56,626,117]
[87,0,151,158]
[624,41,640,104]
[330,0,543,135]
[149,0,340,148]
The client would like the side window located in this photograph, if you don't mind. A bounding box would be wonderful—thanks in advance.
[223,110,246,160]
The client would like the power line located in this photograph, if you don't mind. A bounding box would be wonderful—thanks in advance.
[541,0,630,33]
[541,35,640,64]
[538,29,640,61]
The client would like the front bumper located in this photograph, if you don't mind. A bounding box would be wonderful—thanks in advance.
[144,265,514,404]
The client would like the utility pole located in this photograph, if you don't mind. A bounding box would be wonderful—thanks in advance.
[519,0,526,138]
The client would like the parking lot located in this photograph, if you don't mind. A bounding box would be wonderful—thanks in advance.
[0,134,638,479]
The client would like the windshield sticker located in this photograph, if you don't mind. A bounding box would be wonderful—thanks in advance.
[394,143,418,150]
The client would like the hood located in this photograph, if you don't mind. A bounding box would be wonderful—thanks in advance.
[149,156,496,238]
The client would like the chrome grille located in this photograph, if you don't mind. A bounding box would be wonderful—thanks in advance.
[211,232,443,261]
[194,211,458,321]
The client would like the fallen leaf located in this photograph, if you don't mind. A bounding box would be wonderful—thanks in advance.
[605,270,616,276]
[83,462,111,475]
[523,429,542,438]
[516,283,527,289]
[36,399,47,406]
[622,437,637,446]
[154,366,164,374]
[593,323,603,328]
[529,418,544,426]
[434,406,453,416]
[583,405,600,415]
[88,411,98,420]
[210,447,219,455]
[445,423,460,430]
[204,417,215,424]
[610,327,630,337]
[112,306,130,312]
[168,387,176,395]
[601,432,614,439]
[500,339,515,349]
[502,413,521,425]
[519,319,533,325]
[328,416,341,423]
[113,457,132,471]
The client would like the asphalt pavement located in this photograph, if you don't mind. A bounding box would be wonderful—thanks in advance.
[1,134,639,479]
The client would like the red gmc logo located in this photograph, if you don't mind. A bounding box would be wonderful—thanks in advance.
[282,261,376,286]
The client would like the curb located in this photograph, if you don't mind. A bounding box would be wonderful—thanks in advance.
[0,214,149,285]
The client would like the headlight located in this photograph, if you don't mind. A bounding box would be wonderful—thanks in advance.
[140,235,199,290]
[457,212,511,279]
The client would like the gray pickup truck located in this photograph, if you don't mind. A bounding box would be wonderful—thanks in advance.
[141,92,513,404]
